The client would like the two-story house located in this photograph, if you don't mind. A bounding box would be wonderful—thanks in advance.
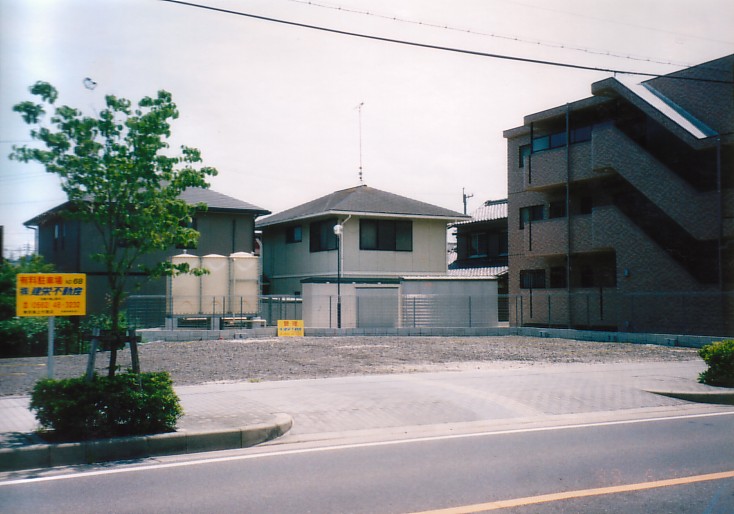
[503,54,734,336]
[25,187,270,316]
[257,184,476,328]
[258,184,469,295]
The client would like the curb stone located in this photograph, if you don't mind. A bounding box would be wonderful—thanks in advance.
[0,413,292,472]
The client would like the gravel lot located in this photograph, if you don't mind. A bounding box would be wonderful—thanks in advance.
[0,336,700,397]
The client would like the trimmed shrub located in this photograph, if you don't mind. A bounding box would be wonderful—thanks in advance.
[30,371,183,441]
[698,340,734,388]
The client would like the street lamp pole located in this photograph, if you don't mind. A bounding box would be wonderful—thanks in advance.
[334,223,343,328]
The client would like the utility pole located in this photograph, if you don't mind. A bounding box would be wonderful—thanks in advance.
[462,188,474,215]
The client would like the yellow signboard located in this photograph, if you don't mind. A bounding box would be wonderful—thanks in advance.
[16,273,87,317]
[277,319,304,337]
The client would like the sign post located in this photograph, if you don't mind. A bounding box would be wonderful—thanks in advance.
[16,273,87,378]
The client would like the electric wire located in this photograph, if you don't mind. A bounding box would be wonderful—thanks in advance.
[284,0,692,68]
[161,0,734,84]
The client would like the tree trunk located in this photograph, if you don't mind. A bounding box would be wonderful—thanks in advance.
[108,289,123,378]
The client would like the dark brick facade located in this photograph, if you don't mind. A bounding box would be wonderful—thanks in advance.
[504,54,734,336]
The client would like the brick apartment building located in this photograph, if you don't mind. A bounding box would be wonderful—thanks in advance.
[503,54,733,336]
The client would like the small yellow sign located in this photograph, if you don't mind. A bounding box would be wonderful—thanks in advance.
[16,273,87,317]
[277,319,304,337]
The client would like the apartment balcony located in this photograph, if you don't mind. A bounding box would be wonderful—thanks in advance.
[521,215,594,256]
[524,142,594,191]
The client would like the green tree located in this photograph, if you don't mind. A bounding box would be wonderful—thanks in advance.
[11,81,217,375]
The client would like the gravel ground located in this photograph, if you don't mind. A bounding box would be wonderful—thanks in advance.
[0,336,700,397]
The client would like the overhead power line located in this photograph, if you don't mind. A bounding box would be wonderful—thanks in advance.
[284,0,692,68]
[163,0,733,84]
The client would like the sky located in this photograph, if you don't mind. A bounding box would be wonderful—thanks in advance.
[2,0,733,258]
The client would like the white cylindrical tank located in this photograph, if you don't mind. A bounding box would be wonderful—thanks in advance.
[170,254,201,315]
[230,252,259,315]
[201,254,228,314]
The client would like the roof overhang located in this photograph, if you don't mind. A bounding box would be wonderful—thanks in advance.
[257,210,470,228]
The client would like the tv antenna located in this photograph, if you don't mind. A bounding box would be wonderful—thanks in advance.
[356,102,364,184]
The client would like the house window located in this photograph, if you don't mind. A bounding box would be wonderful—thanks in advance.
[519,205,544,229]
[360,219,412,251]
[520,269,546,289]
[286,225,302,244]
[469,233,487,257]
[519,144,531,168]
[53,222,65,251]
[550,266,567,288]
[309,218,338,252]
[486,232,508,257]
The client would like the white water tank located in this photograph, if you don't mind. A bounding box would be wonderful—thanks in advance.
[201,254,228,314]
[230,252,259,315]
[170,253,201,315]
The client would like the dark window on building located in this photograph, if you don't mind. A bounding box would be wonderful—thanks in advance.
[531,126,592,154]
[53,222,65,251]
[550,266,567,288]
[519,144,531,168]
[519,205,545,229]
[469,233,488,257]
[532,135,550,152]
[520,269,546,289]
[286,225,302,244]
[548,201,566,219]
[310,218,338,252]
[488,231,508,257]
[360,219,412,251]
[550,132,566,148]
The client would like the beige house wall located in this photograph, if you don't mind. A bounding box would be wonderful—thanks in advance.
[263,216,449,296]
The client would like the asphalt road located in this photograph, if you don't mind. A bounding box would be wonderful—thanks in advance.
[2,410,733,513]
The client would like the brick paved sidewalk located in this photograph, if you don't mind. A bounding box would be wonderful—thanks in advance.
[2,360,732,451]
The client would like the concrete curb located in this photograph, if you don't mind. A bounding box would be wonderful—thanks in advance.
[0,413,292,472]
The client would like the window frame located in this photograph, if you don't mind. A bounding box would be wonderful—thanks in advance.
[286,225,302,244]
[519,205,545,229]
[309,218,338,253]
[359,219,413,252]
[520,269,546,289]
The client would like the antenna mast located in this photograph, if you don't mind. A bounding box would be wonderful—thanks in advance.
[356,102,364,184]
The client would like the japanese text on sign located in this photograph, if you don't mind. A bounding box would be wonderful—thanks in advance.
[277,319,304,337]
[16,273,87,317]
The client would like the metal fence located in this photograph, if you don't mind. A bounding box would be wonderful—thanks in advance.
[510,290,733,337]
[125,291,733,337]
[125,295,301,329]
